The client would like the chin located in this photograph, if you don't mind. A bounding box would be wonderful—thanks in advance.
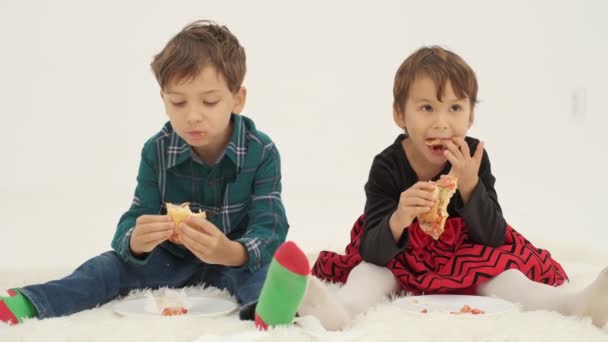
[189,140,208,148]
[425,154,448,165]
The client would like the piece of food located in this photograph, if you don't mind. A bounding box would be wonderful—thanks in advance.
[166,202,206,244]
[450,304,485,315]
[417,174,458,239]
[143,289,192,316]
[161,307,189,316]
[425,138,442,147]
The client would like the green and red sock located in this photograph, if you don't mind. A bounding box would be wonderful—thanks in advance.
[0,289,37,325]
[255,241,309,330]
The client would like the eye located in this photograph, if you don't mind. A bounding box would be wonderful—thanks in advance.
[171,101,186,107]
[450,104,463,112]
[420,104,433,112]
[203,100,219,106]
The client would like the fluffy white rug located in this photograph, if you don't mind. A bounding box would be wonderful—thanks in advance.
[1,245,607,342]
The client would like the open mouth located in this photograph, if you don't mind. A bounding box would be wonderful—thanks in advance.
[425,138,447,151]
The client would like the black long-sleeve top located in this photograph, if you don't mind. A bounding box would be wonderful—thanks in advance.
[359,134,506,266]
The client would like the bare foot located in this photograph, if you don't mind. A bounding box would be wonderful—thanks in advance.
[297,276,351,331]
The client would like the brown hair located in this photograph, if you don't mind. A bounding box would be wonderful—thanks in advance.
[151,20,246,93]
[393,46,478,113]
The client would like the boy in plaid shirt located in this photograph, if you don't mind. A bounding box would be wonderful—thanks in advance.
[1,20,288,324]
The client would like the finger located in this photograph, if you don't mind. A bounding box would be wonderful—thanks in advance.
[181,220,211,237]
[138,229,172,248]
[179,223,211,248]
[412,181,436,191]
[473,141,485,164]
[455,137,471,158]
[180,230,204,253]
[444,140,464,160]
[187,216,219,236]
[410,206,433,216]
[181,235,212,264]
[137,215,171,224]
[409,189,437,201]
[137,221,174,234]
[402,197,435,208]
[183,216,203,229]
[138,229,173,243]
[181,236,207,260]
[140,233,171,247]
[443,149,459,167]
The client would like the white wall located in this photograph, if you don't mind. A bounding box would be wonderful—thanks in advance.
[1,0,606,269]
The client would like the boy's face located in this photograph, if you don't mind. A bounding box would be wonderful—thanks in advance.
[394,76,473,166]
[161,65,246,161]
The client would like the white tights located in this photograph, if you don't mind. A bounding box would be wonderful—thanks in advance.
[298,262,608,330]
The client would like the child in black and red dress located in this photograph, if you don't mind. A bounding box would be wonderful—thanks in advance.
[304,46,608,330]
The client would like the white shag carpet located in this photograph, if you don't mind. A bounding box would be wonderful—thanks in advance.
[1,245,608,342]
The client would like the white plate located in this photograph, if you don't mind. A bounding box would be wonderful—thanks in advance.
[393,294,518,315]
[113,296,238,317]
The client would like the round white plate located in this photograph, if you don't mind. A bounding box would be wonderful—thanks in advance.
[113,296,238,317]
[393,294,518,315]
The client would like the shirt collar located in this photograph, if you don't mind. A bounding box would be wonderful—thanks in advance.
[163,114,248,170]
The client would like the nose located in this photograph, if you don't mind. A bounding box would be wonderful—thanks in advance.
[186,104,204,124]
[432,112,449,130]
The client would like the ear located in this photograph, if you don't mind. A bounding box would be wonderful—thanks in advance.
[393,105,407,130]
[232,87,247,114]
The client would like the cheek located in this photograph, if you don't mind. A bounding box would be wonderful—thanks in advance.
[165,109,181,122]
[205,106,232,126]
[405,116,428,131]
[458,116,472,131]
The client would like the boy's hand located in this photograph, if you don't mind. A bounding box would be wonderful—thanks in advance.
[444,138,484,203]
[390,181,437,241]
[130,215,174,256]
[178,216,247,267]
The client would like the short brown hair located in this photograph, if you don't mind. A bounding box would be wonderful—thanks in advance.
[393,46,478,113]
[151,20,246,93]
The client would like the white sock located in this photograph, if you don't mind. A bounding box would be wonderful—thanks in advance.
[297,276,351,331]
[570,266,608,327]
[478,267,608,328]
[297,262,400,331]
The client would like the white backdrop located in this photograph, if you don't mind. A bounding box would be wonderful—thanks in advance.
[1,0,606,270]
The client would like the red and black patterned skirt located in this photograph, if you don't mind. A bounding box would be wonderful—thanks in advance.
[312,215,568,294]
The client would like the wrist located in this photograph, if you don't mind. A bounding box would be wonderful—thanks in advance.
[459,177,479,204]
[226,240,248,267]
[129,237,143,256]
[389,211,410,242]
[129,243,147,259]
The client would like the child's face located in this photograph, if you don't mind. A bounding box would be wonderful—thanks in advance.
[394,76,473,166]
[161,65,246,160]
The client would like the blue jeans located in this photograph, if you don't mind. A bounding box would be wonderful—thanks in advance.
[19,247,268,319]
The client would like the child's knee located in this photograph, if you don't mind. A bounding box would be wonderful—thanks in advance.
[75,252,123,282]
[497,269,527,282]
[346,262,399,294]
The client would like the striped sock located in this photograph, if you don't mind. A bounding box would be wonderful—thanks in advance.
[0,289,37,325]
[255,241,309,330]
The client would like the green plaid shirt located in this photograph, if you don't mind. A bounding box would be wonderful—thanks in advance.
[111,114,288,272]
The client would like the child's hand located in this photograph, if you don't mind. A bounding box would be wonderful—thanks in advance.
[130,215,174,256]
[443,138,484,202]
[178,216,247,266]
[390,181,437,240]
